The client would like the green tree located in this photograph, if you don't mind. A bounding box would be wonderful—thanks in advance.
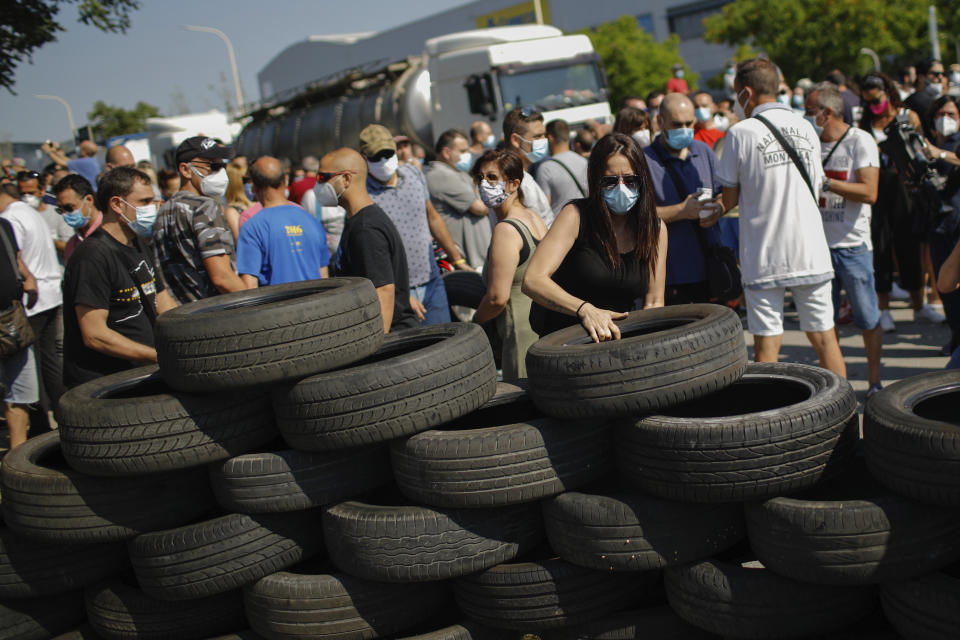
[578,15,698,110]
[1,0,140,93]
[703,0,931,83]
[87,100,160,139]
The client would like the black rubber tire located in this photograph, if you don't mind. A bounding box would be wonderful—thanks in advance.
[243,570,447,639]
[616,362,858,503]
[746,457,960,585]
[0,432,216,544]
[50,624,103,640]
[545,606,717,640]
[85,578,246,640]
[209,447,391,514]
[863,370,960,506]
[128,511,324,601]
[0,590,86,640]
[155,278,384,392]
[525,304,747,419]
[57,366,276,476]
[0,523,128,598]
[397,623,497,640]
[881,563,960,640]
[391,418,614,508]
[322,500,543,582]
[273,323,496,451]
[442,271,486,309]
[453,557,658,631]
[664,558,876,639]
[542,490,745,572]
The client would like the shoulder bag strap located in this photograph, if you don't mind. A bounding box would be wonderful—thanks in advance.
[821,125,851,170]
[755,114,818,203]
[546,158,586,196]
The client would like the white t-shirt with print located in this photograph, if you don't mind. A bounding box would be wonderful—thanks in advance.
[717,102,832,287]
[819,126,880,249]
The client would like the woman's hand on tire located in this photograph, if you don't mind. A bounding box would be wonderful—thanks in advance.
[577,303,627,343]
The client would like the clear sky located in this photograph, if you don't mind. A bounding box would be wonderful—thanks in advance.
[1,0,473,143]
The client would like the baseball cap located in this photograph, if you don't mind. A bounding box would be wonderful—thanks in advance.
[176,136,235,165]
[359,125,397,157]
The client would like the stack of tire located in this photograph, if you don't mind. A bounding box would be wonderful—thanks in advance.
[0,280,951,639]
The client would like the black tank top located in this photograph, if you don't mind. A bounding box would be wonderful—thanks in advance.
[530,200,650,337]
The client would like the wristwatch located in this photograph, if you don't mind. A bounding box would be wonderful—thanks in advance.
[823,178,832,193]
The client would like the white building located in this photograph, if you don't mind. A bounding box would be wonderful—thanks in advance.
[257,0,734,103]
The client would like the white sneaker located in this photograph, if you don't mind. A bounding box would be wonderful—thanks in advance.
[915,304,947,324]
[879,309,896,333]
[890,283,910,300]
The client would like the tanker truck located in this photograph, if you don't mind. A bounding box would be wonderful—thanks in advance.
[235,25,612,163]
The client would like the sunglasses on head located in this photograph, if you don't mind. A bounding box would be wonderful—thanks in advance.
[369,150,395,162]
[519,106,540,119]
[600,175,641,190]
[16,171,40,181]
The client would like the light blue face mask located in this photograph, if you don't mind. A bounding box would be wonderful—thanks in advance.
[602,182,639,215]
[456,151,473,172]
[63,210,89,229]
[695,107,712,123]
[520,136,549,163]
[665,127,695,150]
[120,199,158,237]
[484,134,496,149]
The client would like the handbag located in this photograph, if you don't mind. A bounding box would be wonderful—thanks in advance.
[653,144,743,303]
[0,224,35,357]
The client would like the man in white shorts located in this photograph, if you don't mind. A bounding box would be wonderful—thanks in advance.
[718,59,846,377]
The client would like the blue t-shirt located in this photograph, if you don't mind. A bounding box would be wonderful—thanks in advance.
[236,204,330,286]
[67,157,101,192]
[644,138,721,286]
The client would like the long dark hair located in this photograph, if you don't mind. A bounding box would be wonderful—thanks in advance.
[584,132,659,271]
[470,148,526,206]
[858,72,902,132]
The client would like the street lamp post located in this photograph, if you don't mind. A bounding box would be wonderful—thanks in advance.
[33,94,77,141]
[183,24,245,113]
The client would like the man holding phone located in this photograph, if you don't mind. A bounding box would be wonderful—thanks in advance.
[643,93,725,305]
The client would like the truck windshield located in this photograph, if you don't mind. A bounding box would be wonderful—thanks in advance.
[498,62,607,112]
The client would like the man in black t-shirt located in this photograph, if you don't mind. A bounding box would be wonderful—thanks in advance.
[62,168,178,388]
[317,148,418,332]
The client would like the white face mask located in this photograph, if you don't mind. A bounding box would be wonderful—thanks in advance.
[714,114,730,132]
[21,194,41,209]
[190,165,229,198]
[478,180,508,208]
[367,154,399,182]
[314,178,344,207]
[927,82,944,97]
[935,115,959,138]
[632,130,651,148]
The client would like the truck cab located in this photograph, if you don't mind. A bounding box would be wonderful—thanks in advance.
[426,26,611,138]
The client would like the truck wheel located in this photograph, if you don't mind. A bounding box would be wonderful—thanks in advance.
[0,524,128,598]
[543,490,745,572]
[525,304,747,419]
[453,557,657,631]
[86,578,246,640]
[864,370,960,506]
[244,570,447,639]
[273,323,496,451]
[128,511,324,601]
[665,558,876,638]
[746,458,960,585]
[1,432,215,544]
[58,366,276,476]
[442,271,485,308]
[322,500,543,582]
[0,590,85,640]
[881,562,960,640]
[391,419,614,508]
[617,362,857,502]
[209,446,391,514]
[155,278,384,392]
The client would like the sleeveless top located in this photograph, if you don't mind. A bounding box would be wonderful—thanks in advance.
[530,199,650,337]
[483,218,539,379]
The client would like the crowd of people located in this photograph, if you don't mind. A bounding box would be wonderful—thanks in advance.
[2,53,960,450]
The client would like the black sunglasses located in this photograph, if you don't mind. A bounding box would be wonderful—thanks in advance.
[929,71,946,79]
[16,171,40,181]
[316,170,353,183]
[369,150,395,162]
[600,174,641,190]
[55,202,82,215]
[519,106,540,119]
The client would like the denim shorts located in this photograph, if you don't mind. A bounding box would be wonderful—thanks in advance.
[1,346,39,405]
[830,244,881,331]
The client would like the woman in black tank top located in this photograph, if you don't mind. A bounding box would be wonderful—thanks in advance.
[524,133,667,342]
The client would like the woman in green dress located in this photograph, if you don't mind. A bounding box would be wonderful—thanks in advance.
[471,149,548,378]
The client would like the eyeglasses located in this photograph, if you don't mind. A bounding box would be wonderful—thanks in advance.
[600,174,641,190]
[519,106,540,119]
[316,170,354,183]
[56,202,82,215]
[368,150,395,162]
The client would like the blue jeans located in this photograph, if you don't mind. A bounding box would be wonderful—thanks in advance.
[412,275,450,325]
[830,244,881,331]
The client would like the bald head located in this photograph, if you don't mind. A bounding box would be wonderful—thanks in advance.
[320,148,367,178]
[250,156,285,189]
[106,145,135,170]
[79,140,98,157]
[319,148,371,214]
